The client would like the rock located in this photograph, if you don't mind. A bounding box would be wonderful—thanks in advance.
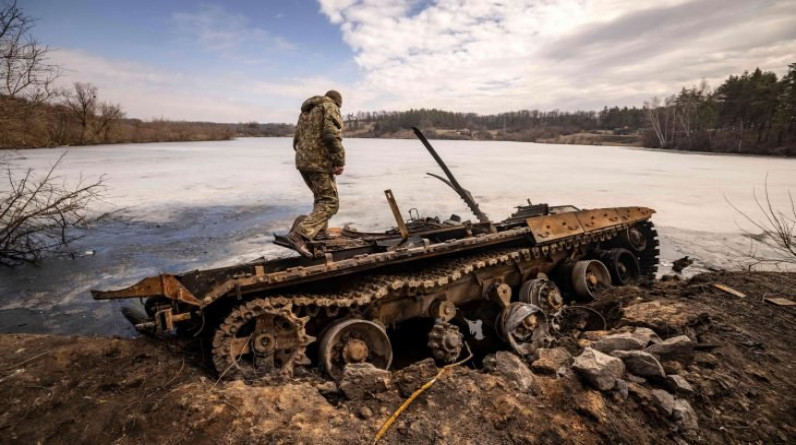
[580,330,611,341]
[694,352,719,368]
[531,348,573,376]
[572,347,626,391]
[577,339,592,349]
[592,332,649,354]
[627,381,651,402]
[393,358,437,397]
[613,378,629,400]
[314,381,338,395]
[651,389,676,417]
[666,375,694,395]
[632,327,662,345]
[626,374,646,384]
[673,399,699,432]
[611,350,665,379]
[661,360,684,374]
[620,301,711,339]
[645,335,695,364]
[575,391,607,422]
[672,256,694,273]
[339,363,391,401]
[484,351,535,392]
[357,406,373,420]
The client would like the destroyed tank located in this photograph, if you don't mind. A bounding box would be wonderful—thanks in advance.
[92,128,659,380]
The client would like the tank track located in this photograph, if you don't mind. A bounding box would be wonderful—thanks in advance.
[636,221,660,280]
[212,224,639,377]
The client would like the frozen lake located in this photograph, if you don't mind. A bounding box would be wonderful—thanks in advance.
[2,137,795,336]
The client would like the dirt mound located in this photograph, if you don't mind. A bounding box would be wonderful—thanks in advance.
[1,271,794,444]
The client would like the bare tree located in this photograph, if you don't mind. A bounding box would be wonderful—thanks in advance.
[727,180,796,267]
[0,153,106,266]
[0,0,60,102]
[65,82,97,144]
[94,101,124,142]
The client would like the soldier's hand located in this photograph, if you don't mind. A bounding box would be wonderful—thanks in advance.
[333,167,344,175]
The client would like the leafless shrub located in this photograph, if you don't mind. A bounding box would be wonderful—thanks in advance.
[0,153,106,266]
[726,180,796,267]
[0,0,61,103]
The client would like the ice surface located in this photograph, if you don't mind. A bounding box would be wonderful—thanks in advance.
[1,137,794,335]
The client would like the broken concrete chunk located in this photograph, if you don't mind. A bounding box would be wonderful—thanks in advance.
[531,347,573,376]
[673,399,699,432]
[611,350,665,379]
[339,363,391,401]
[645,335,695,364]
[651,389,676,417]
[666,375,694,395]
[592,332,649,354]
[484,351,535,392]
[572,347,625,391]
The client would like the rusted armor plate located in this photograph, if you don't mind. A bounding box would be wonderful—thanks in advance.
[91,275,201,306]
[576,208,622,231]
[525,212,584,242]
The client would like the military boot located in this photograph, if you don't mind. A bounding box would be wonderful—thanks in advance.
[286,231,313,258]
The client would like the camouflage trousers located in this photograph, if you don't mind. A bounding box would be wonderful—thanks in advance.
[296,171,339,240]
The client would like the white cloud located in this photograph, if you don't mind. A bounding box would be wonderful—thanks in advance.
[318,0,796,113]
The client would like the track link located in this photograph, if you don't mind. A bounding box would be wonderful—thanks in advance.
[212,225,637,378]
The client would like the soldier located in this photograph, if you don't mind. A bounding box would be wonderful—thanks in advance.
[285,90,346,257]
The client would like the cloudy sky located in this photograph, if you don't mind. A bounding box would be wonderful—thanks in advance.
[22,0,796,123]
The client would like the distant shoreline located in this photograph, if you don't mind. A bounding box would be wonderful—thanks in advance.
[5,130,795,159]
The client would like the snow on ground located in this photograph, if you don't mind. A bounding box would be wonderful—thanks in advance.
[1,137,794,335]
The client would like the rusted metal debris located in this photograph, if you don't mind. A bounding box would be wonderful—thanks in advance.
[92,128,661,380]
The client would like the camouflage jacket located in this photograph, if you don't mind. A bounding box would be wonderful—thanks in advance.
[293,96,345,172]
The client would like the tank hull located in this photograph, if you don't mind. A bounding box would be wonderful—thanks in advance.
[92,205,659,379]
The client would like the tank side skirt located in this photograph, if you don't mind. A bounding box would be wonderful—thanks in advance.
[91,208,654,306]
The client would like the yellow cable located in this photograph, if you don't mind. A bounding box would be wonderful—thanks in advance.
[373,347,473,444]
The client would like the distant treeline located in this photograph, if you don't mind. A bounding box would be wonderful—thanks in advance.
[346,106,644,141]
[347,63,796,156]
[0,85,301,149]
[644,64,796,156]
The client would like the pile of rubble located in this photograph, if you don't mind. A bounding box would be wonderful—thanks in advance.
[569,330,699,433]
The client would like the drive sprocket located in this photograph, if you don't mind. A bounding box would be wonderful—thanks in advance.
[212,299,314,380]
[427,321,464,363]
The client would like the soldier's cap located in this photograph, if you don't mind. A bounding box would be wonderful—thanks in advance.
[325,90,342,107]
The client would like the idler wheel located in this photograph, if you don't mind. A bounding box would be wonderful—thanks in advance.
[519,275,564,313]
[427,321,464,363]
[571,260,611,299]
[496,302,551,356]
[212,300,314,380]
[601,248,641,285]
[319,319,393,380]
